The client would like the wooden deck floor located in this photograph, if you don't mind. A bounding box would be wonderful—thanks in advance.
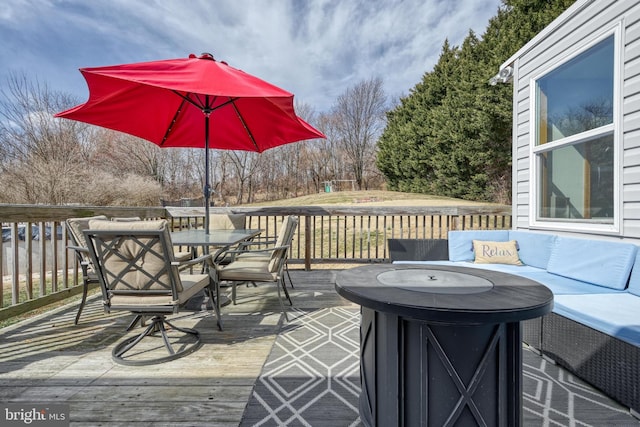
[0,268,356,426]
[0,268,638,426]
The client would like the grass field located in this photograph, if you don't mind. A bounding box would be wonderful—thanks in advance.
[245,190,500,207]
[242,190,509,263]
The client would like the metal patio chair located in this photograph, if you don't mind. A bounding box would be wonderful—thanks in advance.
[212,216,298,321]
[206,212,247,258]
[209,213,246,230]
[84,219,222,365]
[233,215,297,288]
[66,215,108,324]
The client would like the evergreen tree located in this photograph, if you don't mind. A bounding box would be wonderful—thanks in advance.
[376,0,576,202]
[377,41,458,193]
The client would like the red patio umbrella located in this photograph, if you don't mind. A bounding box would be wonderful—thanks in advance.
[55,53,325,233]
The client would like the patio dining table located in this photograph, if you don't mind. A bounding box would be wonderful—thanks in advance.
[171,228,263,308]
[171,228,263,250]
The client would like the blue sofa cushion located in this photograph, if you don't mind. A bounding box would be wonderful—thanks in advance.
[508,231,556,269]
[553,293,640,347]
[546,236,637,290]
[626,251,640,297]
[448,230,509,262]
[392,260,542,275]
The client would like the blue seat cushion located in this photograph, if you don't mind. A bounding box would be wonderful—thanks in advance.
[517,271,625,295]
[447,230,509,262]
[391,262,622,295]
[553,293,640,347]
[546,236,636,290]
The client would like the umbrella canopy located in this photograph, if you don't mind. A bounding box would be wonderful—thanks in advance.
[55,53,325,232]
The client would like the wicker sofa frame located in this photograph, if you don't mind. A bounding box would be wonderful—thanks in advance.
[390,237,640,416]
[524,313,640,416]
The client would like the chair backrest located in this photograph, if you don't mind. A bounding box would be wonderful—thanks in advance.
[268,216,298,272]
[66,215,109,263]
[209,214,246,230]
[111,216,142,222]
[84,219,182,303]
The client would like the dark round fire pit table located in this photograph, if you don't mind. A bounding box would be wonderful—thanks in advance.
[335,264,553,427]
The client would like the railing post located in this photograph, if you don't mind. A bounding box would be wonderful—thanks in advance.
[11,223,19,305]
[450,215,459,231]
[0,229,3,308]
[304,214,311,271]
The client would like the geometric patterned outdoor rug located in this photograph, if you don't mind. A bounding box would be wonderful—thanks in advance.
[240,307,639,427]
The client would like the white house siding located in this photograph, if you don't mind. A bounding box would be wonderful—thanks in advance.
[506,0,640,239]
[623,4,640,236]
[514,81,531,229]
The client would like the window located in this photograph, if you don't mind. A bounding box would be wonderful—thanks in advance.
[532,31,618,231]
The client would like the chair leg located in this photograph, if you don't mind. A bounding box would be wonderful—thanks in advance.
[157,320,175,355]
[275,278,289,322]
[127,314,148,331]
[112,314,203,366]
[127,315,140,331]
[115,320,157,358]
[232,282,237,305]
[74,280,89,325]
[205,282,223,331]
[281,276,292,306]
[285,262,294,289]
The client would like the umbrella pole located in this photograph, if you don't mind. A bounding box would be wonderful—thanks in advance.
[204,114,211,234]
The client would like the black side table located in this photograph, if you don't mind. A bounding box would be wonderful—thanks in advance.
[335,264,553,427]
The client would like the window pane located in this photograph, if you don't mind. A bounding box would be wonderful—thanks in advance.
[536,36,614,145]
[538,134,613,220]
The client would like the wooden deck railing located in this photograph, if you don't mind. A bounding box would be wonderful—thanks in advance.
[0,203,511,319]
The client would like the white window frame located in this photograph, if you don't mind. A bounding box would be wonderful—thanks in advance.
[528,23,623,234]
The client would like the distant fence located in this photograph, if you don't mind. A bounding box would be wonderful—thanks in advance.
[0,203,511,319]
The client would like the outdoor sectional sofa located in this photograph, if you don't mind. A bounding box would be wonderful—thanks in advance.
[390,230,640,416]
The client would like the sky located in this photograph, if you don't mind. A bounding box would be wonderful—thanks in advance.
[0,0,503,114]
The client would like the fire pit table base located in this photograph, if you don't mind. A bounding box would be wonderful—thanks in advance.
[359,307,521,426]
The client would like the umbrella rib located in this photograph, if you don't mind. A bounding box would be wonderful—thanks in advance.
[161,97,188,146]
[173,90,206,110]
[173,91,238,113]
[231,100,260,151]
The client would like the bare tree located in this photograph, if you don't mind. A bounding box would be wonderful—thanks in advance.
[284,102,318,196]
[90,130,167,183]
[250,149,282,201]
[310,112,347,192]
[224,151,262,204]
[332,77,387,189]
[159,148,199,200]
[0,73,167,206]
[89,129,210,203]
[0,72,88,204]
[80,170,162,206]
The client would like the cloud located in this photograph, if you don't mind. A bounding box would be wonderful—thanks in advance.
[0,0,501,112]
